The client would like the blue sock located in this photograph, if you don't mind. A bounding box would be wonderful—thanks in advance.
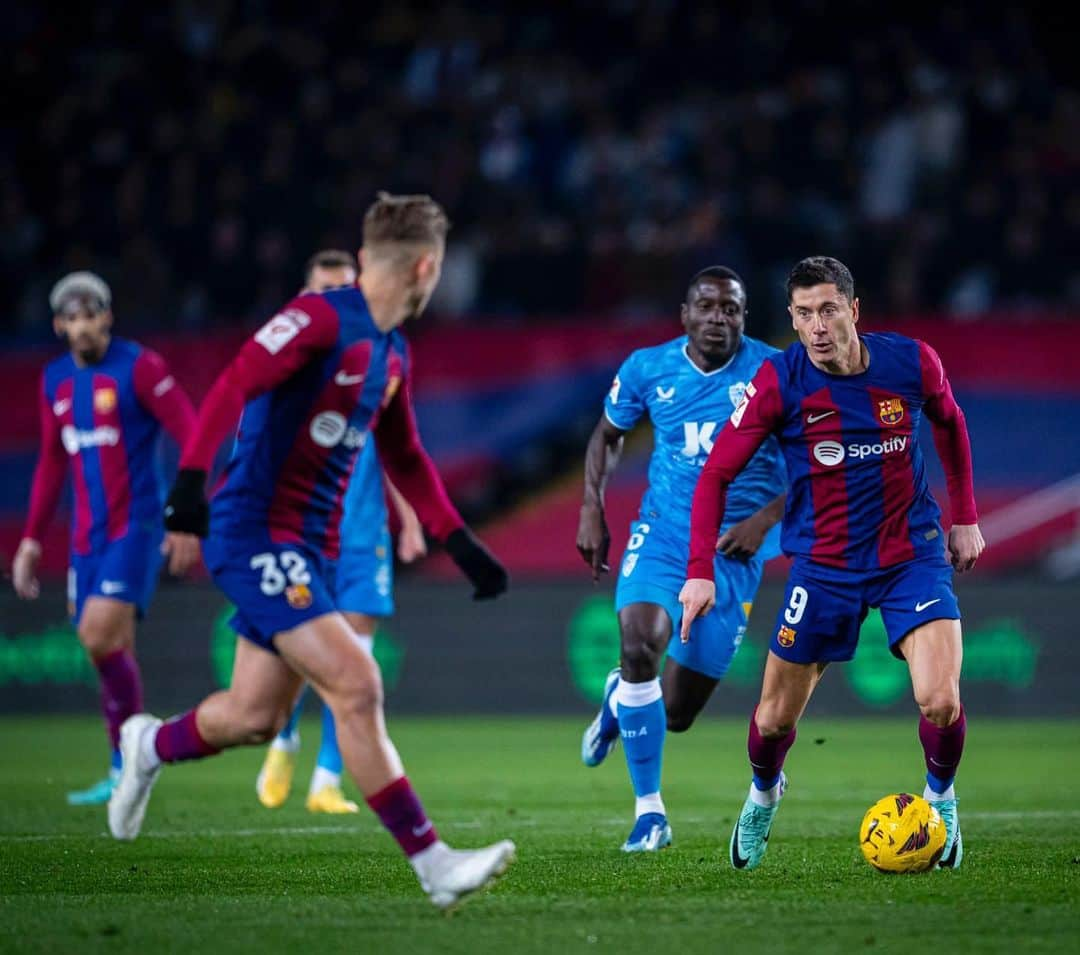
[277,686,307,743]
[110,748,122,772]
[316,702,343,774]
[617,678,665,809]
[926,771,954,795]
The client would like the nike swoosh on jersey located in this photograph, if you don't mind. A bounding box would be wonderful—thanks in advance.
[915,599,942,612]
[53,398,72,415]
[334,371,365,386]
[806,411,835,423]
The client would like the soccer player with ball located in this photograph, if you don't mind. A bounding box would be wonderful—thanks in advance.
[680,256,984,871]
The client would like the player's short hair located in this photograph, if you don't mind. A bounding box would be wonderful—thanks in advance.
[49,271,112,313]
[787,256,855,303]
[686,265,745,303]
[362,192,450,258]
[304,249,356,284]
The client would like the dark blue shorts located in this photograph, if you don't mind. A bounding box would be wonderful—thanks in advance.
[770,556,960,664]
[68,522,164,623]
[203,532,338,653]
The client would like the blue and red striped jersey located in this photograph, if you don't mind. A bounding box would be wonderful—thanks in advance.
[27,338,195,555]
[688,332,977,579]
[186,286,463,559]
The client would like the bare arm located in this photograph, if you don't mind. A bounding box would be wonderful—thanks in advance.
[386,476,426,563]
[576,414,627,581]
[716,492,786,561]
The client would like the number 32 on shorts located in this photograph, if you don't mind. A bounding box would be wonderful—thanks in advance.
[250,551,311,596]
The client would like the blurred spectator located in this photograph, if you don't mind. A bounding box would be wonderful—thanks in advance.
[3,1,1076,338]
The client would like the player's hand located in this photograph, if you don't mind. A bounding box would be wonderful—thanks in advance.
[948,523,985,573]
[576,503,611,581]
[164,468,210,538]
[445,527,509,600]
[161,532,201,577]
[397,519,427,564]
[678,578,716,644]
[13,538,42,600]
[716,514,769,561]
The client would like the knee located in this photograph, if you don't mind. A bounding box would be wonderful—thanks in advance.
[918,692,961,728]
[665,704,697,734]
[620,629,664,682]
[754,704,796,739]
[325,669,384,722]
[76,618,124,659]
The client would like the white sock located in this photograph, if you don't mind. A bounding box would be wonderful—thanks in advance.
[309,765,342,794]
[271,731,300,754]
[616,677,663,708]
[635,792,665,818]
[749,777,783,807]
[924,782,955,802]
[140,726,162,772]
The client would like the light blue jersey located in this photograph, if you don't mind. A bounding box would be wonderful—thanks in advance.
[336,437,393,617]
[607,334,787,678]
[605,334,786,547]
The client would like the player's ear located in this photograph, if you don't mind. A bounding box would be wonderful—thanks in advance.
[680,302,689,328]
[52,316,64,340]
[851,298,859,324]
[358,247,369,273]
[102,310,114,332]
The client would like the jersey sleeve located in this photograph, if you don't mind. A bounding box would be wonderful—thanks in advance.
[603,353,646,432]
[373,361,464,543]
[180,296,340,471]
[132,348,197,449]
[687,359,785,580]
[918,340,978,525]
[23,374,69,543]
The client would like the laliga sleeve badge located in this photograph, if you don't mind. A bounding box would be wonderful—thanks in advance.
[285,584,313,610]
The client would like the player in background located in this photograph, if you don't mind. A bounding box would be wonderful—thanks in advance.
[680,256,984,871]
[108,193,515,909]
[576,267,786,851]
[256,249,428,814]
[12,272,198,804]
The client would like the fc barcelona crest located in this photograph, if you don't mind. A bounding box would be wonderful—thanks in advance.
[878,397,904,426]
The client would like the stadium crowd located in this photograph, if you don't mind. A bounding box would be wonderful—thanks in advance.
[5,1,1077,338]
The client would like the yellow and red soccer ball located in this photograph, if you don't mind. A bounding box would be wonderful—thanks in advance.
[859,793,946,873]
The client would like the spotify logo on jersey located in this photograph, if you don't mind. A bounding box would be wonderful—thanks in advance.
[310,411,348,448]
[813,440,846,466]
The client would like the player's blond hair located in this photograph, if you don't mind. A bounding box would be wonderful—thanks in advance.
[362,192,449,263]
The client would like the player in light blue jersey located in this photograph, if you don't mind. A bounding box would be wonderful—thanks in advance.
[255,250,426,814]
[576,266,787,851]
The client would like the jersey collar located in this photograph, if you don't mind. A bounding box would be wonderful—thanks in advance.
[681,337,742,377]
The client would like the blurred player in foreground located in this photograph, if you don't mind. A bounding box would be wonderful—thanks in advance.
[12,272,197,804]
[256,249,427,815]
[576,267,786,851]
[108,194,514,909]
[680,256,984,871]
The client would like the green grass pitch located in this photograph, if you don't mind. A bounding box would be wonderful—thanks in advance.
[1,715,1078,954]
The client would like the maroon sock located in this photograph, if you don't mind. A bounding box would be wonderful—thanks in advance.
[154,710,220,763]
[366,776,439,857]
[748,707,797,790]
[919,705,966,787]
[94,649,143,751]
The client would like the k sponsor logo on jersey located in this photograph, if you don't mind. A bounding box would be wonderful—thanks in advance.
[878,397,905,426]
[254,308,311,355]
[682,421,719,457]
